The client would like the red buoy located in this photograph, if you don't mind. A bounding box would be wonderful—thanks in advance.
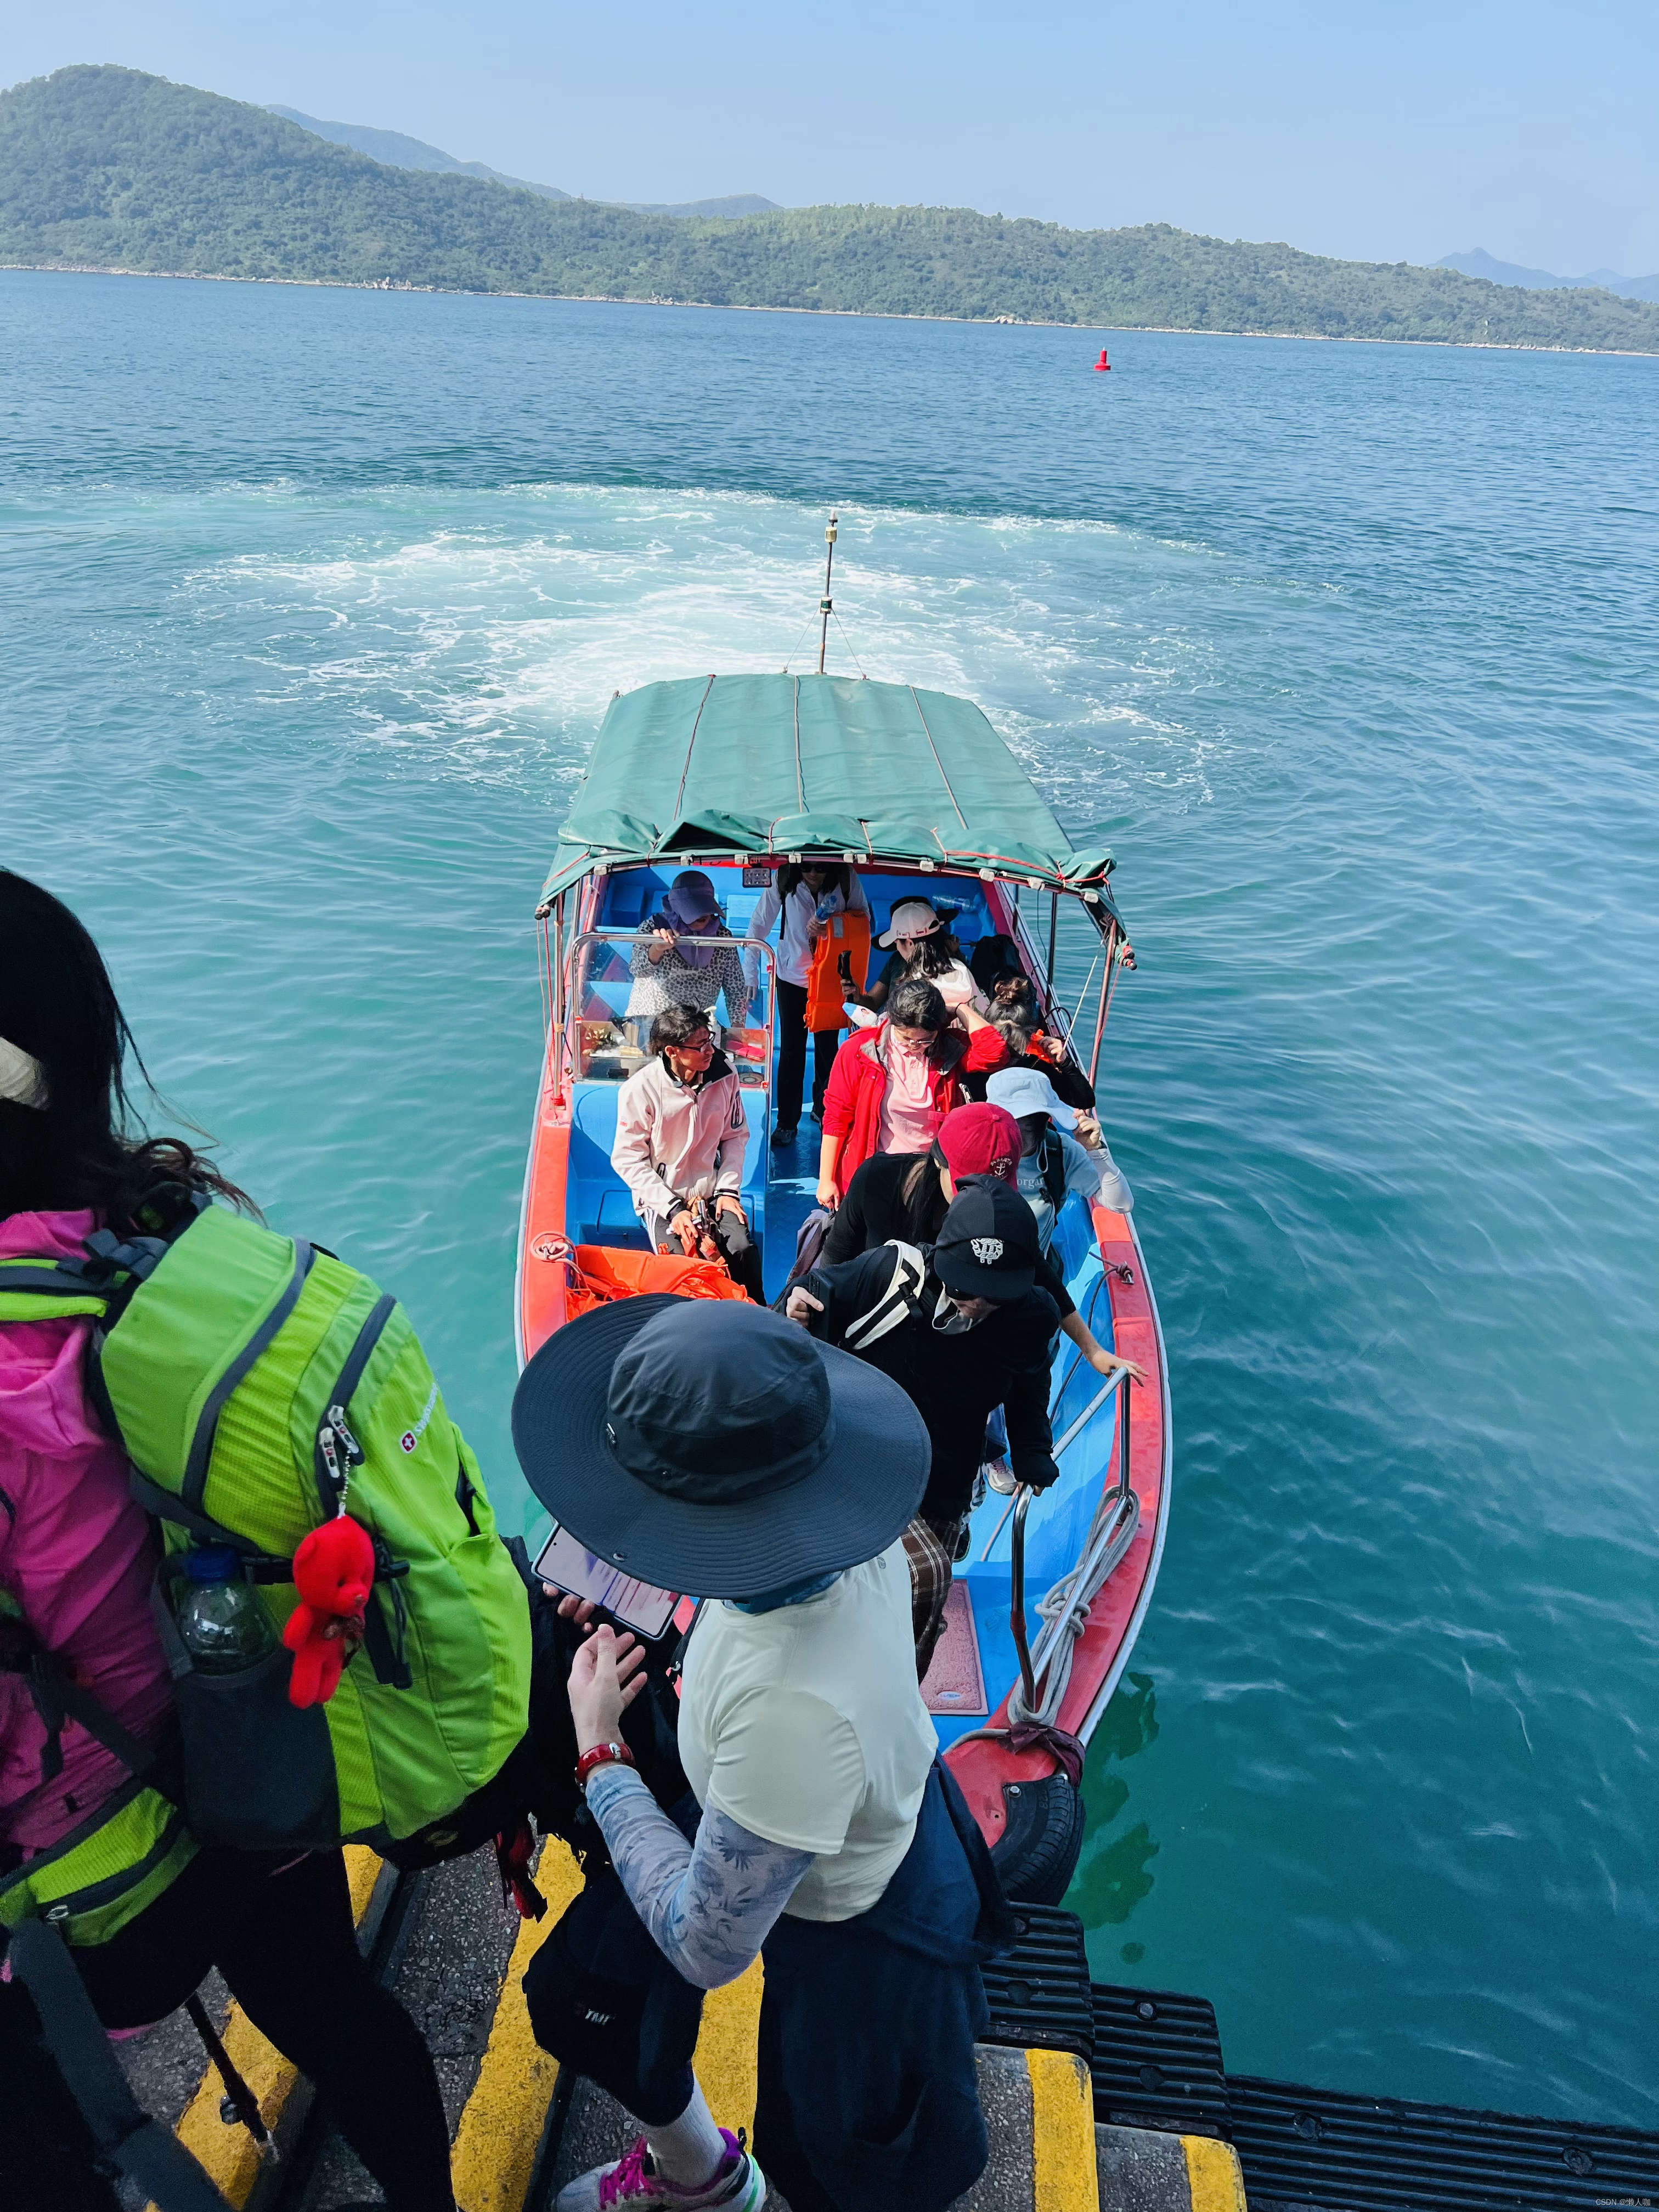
[1093,348,1112,372]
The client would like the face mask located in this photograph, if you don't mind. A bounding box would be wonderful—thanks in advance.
[931,1289,977,1334]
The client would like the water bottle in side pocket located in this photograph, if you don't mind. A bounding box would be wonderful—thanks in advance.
[176,1547,278,1674]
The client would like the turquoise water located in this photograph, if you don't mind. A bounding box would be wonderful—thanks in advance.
[4,270,1654,2128]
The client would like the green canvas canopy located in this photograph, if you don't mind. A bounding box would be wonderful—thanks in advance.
[538,674,1116,906]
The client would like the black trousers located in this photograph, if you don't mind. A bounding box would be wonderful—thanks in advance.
[69,1847,454,2212]
[775,980,840,1130]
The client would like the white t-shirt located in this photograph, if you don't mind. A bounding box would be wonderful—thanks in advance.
[677,1543,936,1923]
[928,957,991,1018]
[745,877,870,990]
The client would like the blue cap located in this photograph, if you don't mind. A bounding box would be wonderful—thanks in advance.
[182,1545,240,1585]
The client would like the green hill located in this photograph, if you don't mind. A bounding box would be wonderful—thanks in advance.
[4,66,1656,354]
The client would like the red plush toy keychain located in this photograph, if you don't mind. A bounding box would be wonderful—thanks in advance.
[284,1515,376,1708]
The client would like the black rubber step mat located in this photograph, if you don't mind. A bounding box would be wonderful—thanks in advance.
[1090,1980,1233,2142]
[1227,2073,1659,2211]
[978,1904,1095,2061]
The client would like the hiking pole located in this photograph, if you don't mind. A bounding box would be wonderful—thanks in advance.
[185,1992,276,2161]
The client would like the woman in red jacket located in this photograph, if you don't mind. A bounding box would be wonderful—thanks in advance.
[816,976,1009,1207]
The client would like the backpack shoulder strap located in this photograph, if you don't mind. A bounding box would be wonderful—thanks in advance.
[842,1240,927,1353]
[1040,1132,1068,1211]
[0,1255,112,1323]
[8,1917,234,2212]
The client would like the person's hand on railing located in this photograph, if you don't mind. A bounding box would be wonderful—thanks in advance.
[1085,1344,1146,1384]
[646,924,679,965]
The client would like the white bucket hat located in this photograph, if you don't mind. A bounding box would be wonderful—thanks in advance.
[878,898,943,948]
[984,1065,1077,1130]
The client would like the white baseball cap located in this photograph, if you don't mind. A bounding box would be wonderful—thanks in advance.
[878,898,943,948]
[984,1066,1077,1130]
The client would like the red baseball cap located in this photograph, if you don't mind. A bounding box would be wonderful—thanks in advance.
[935,1103,1021,1186]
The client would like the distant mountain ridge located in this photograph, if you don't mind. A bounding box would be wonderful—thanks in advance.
[4,70,1657,355]
[266,104,777,220]
[1437,246,1659,304]
[265,106,572,200]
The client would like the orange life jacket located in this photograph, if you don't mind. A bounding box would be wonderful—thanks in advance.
[806,907,872,1031]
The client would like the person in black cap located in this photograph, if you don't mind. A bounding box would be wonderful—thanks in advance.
[785,1177,1062,1572]
[511,1299,1012,2212]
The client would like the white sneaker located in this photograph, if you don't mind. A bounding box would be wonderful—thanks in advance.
[555,2128,765,2212]
[984,1455,1019,1496]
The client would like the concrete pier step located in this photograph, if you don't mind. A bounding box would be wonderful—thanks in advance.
[117,1833,1245,2212]
[548,2045,1246,2212]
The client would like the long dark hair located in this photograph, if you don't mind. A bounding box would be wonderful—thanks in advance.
[0,871,253,1231]
[894,904,961,980]
[896,1153,951,1243]
[777,862,853,904]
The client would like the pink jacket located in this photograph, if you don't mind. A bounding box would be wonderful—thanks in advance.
[0,1210,173,1859]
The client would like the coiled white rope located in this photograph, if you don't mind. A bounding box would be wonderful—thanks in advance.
[1007,1477,1141,1729]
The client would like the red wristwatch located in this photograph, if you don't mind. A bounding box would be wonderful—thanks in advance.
[574,1741,636,1792]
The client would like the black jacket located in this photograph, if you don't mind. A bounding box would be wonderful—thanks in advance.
[821,1151,1076,1319]
[800,1243,1060,1520]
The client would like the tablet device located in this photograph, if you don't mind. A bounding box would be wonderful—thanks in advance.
[532,1524,679,1642]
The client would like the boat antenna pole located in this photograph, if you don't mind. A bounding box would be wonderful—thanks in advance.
[817,512,838,674]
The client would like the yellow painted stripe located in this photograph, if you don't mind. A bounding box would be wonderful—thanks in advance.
[1181,2132,1249,2211]
[154,1846,383,2212]
[1027,2046,1099,2211]
[450,1839,585,2212]
[692,1956,764,2140]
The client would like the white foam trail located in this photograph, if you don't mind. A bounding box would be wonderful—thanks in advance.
[184,485,1232,812]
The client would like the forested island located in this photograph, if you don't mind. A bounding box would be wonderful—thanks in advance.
[4,66,1656,354]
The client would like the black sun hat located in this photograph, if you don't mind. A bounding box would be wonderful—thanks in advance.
[511,1296,930,1598]
[932,1176,1040,1302]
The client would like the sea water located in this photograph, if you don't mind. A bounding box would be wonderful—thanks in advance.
[2,270,1653,2127]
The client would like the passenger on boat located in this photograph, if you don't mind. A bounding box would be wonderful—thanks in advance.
[968,1009,1099,1111]
[611,1005,763,1301]
[816,976,1009,1206]
[985,1067,1134,1249]
[512,1299,1012,2212]
[843,898,990,1021]
[823,1102,1137,1389]
[625,872,750,1036]
[787,1180,1063,1623]
[742,861,870,1148]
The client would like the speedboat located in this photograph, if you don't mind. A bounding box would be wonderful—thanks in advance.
[515,666,1170,1899]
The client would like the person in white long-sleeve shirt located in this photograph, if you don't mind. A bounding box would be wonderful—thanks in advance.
[744,863,869,1147]
[611,1003,762,1299]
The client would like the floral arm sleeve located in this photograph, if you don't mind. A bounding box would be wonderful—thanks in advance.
[717,944,750,1026]
[583,1762,813,1990]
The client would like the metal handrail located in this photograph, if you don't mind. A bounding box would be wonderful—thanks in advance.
[1009,1485,1037,1715]
[981,1360,1127,1564]
[562,929,776,1092]
[1003,1358,1133,1723]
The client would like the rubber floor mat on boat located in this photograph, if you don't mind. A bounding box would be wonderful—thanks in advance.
[1226,2073,1659,2212]
[979,1904,1094,2061]
[1090,1980,1233,2142]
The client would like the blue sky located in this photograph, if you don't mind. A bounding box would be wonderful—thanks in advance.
[8,0,1656,274]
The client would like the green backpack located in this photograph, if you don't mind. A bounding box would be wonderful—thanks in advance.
[0,1201,531,1946]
